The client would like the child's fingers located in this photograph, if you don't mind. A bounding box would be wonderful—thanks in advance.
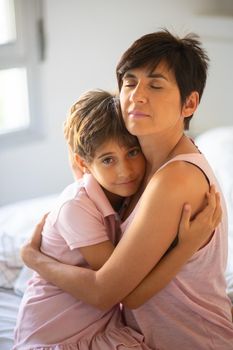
[212,192,222,228]
[198,185,216,221]
[206,187,222,228]
[179,203,191,232]
[196,186,222,233]
[205,185,217,214]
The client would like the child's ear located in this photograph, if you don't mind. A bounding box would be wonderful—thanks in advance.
[182,91,199,118]
[67,147,83,180]
[74,154,90,174]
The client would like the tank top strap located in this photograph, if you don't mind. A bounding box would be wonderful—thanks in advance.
[158,153,213,184]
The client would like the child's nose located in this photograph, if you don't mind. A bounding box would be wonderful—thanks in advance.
[118,161,134,179]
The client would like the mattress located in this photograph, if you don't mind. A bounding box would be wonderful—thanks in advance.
[0,288,22,350]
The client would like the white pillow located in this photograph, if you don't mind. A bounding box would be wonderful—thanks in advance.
[0,194,57,288]
[195,126,233,300]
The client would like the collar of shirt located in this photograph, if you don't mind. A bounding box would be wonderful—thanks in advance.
[83,173,116,219]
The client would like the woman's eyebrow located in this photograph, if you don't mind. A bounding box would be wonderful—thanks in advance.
[148,72,168,81]
[122,71,168,81]
[122,72,136,79]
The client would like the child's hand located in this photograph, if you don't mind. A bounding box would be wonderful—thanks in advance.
[178,185,222,251]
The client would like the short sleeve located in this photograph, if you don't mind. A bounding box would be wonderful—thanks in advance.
[54,196,111,250]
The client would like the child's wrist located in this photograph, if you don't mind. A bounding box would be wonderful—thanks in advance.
[177,239,198,255]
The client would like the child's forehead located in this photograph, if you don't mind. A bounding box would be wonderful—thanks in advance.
[94,138,138,154]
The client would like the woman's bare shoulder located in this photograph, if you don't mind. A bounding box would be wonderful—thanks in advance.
[143,160,209,215]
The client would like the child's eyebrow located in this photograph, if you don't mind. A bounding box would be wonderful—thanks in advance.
[97,152,114,158]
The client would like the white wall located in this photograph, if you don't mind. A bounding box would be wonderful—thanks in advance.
[1,0,233,205]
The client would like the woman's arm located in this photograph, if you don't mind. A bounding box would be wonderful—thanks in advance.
[22,186,220,309]
[21,164,220,309]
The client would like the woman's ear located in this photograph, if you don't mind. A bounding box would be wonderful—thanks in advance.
[182,91,199,118]
[74,154,90,174]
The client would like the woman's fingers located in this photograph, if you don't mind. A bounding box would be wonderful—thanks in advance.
[27,213,48,249]
[20,214,48,266]
[38,213,48,227]
[32,213,48,247]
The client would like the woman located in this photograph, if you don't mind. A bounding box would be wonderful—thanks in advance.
[21,30,233,349]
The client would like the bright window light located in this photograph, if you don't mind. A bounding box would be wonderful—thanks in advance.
[0,0,43,147]
[0,0,16,45]
[0,68,30,134]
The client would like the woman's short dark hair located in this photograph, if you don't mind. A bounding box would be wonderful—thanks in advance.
[116,29,209,129]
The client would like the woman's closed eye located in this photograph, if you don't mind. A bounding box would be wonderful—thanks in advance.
[151,85,162,89]
[122,79,137,88]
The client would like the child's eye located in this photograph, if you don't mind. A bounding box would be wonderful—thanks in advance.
[128,148,141,158]
[102,157,114,165]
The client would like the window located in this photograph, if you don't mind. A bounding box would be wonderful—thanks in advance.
[0,0,44,147]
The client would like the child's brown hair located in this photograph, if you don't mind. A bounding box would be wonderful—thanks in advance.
[64,89,140,163]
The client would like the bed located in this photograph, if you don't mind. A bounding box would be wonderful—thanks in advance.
[0,195,57,349]
[0,126,233,349]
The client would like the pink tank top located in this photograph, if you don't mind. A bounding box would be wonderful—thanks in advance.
[122,153,233,350]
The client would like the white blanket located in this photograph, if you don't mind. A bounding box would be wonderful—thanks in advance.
[0,289,21,350]
[0,194,57,289]
[196,126,233,301]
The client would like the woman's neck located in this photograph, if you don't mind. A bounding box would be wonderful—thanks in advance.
[139,130,197,182]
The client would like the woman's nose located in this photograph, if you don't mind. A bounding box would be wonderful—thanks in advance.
[129,84,147,104]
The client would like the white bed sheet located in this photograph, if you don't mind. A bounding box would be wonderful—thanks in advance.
[196,126,233,303]
[0,194,57,349]
[0,288,22,350]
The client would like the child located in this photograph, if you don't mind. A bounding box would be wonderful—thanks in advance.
[14,89,219,349]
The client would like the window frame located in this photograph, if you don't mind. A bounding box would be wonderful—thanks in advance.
[0,0,44,149]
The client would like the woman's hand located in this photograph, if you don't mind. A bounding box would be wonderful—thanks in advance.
[178,185,222,250]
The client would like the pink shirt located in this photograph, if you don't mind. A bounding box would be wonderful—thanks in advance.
[14,175,147,349]
[122,153,233,350]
